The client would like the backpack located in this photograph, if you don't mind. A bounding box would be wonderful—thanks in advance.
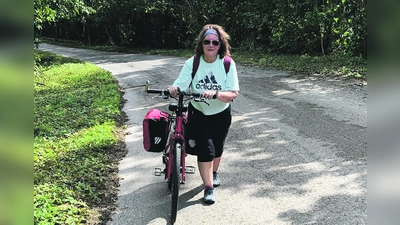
[143,108,171,152]
[191,55,232,79]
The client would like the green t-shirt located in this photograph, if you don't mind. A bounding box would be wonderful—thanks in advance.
[173,55,240,115]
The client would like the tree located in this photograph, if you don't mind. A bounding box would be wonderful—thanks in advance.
[36,0,367,57]
[34,0,95,31]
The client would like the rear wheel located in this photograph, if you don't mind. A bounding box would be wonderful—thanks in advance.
[170,142,181,224]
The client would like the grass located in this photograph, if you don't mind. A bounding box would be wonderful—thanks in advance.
[234,52,367,80]
[40,37,367,81]
[34,50,126,224]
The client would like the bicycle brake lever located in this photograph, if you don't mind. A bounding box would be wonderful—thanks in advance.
[152,95,169,99]
[193,97,202,102]
[194,98,209,106]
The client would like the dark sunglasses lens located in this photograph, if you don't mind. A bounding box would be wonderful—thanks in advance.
[203,40,220,46]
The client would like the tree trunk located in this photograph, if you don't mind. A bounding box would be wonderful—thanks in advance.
[87,24,91,46]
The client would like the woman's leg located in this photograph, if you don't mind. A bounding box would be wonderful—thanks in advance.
[199,160,215,204]
[198,161,213,187]
[212,105,231,173]
[213,157,221,172]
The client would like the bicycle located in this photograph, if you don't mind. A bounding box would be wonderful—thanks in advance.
[145,81,213,224]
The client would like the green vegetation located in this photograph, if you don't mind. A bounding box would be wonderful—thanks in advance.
[233,52,366,79]
[34,50,125,224]
[34,0,366,58]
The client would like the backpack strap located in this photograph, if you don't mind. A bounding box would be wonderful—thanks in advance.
[223,56,231,74]
[191,55,201,79]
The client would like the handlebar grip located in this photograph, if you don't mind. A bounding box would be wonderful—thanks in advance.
[147,89,161,93]
[147,89,170,95]
[191,93,202,98]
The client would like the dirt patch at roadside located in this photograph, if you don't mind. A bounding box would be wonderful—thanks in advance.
[87,91,129,224]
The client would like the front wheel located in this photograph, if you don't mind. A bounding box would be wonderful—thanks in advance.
[170,142,181,224]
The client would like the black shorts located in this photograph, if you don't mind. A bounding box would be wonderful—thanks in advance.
[185,103,232,162]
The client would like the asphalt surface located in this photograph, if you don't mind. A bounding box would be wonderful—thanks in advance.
[40,43,367,225]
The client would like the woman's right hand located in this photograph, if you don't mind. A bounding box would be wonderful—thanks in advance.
[168,86,180,98]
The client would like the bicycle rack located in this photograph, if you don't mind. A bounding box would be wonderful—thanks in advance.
[155,165,195,176]
[185,166,195,174]
[154,167,163,176]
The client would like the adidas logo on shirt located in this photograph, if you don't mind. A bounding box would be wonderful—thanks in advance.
[196,72,222,90]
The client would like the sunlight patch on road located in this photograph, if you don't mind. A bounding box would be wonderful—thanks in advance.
[272,89,294,96]
[256,133,271,138]
[303,173,363,195]
[124,102,169,112]
[256,128,280,138]
[259,117,279,121]
[124,126,142,143]
[267,161,364,213]
[242,121,266,128]
[237,139,256,145]
[281,78,303,84]
[269,162,326,173]
[271,139,288,145]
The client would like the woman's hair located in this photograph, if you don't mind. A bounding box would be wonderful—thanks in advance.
[194,24,231,59]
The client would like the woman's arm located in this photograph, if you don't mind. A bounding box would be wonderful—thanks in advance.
[202,90,238,103]
[216,90,239,103]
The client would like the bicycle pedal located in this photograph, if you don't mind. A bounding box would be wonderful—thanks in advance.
[154,167,163,176]
[185,166,195,174]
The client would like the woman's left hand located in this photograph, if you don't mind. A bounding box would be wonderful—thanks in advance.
[202,90,217,99]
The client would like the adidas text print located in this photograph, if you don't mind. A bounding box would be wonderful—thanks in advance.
[196,73,222,90]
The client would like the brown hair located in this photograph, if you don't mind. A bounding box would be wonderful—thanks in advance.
[194,24,231,59]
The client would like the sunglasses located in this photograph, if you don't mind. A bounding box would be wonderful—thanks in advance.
[203,40,220,46]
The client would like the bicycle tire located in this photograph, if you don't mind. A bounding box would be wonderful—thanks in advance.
[170,142,181,224]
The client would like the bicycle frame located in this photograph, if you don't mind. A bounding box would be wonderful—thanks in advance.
[145,83,205,224]
[145,85,200,180]
[165,93,188,183]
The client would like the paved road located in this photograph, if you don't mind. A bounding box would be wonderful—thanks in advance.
[40,44,367,225]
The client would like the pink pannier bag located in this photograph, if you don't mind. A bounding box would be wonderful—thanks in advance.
[142,108,170,152]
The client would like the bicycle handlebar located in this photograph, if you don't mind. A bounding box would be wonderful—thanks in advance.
[146,89,203,98]
[146,89,171,95]
[145,81,216,99]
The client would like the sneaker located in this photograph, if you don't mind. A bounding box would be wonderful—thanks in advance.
[203,187,215,204]
[213,172,220,187]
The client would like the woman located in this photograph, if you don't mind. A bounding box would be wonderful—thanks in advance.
[168,24,240,204]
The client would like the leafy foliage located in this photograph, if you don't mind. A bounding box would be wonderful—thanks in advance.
[34,184,88,224]
[36,0,367,58]
[34,51,122,224]
[34,0,95,31]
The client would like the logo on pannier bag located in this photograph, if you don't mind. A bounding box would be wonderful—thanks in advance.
[154,137,162,144]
